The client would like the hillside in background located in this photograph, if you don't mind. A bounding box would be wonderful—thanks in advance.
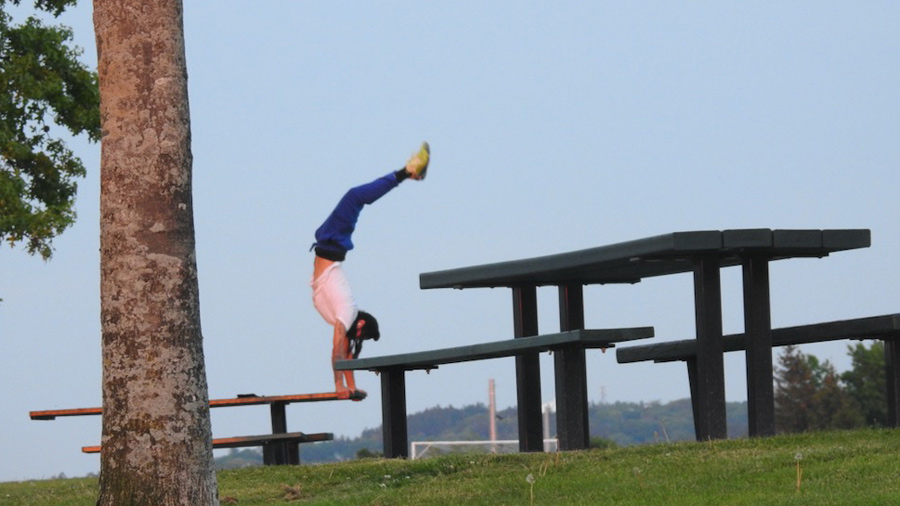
[215,398,748,469]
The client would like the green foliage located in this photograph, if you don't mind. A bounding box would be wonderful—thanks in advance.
[0,0,99,259]
[6,429,900,505]
[3,0,79,17]
[588,435,617,449]
[214,448,263,471]
[775,345,825,432]
[355,447,383,459]
[592,398,735,445]
[813,365,864,430]
[776,343,884,434]
[842,341,887,426]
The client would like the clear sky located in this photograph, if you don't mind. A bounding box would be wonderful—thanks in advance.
[1,1,898,482]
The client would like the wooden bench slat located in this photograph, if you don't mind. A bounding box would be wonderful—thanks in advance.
[336,327,654,372]
[213,431,332,449]
[81,431,334,453]
[31,392,349,420]
[616,314,900,364]
[209,392,344,408]
[30,407,102,420]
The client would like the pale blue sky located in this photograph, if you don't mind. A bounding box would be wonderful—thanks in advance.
[1,1,898,482]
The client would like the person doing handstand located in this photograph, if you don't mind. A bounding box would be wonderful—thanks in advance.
[310,143,430,399]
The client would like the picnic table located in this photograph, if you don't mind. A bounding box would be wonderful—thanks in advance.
[419,228,871,441]
[31,392,356,465]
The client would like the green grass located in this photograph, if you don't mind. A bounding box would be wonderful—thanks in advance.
[3,428,900,505]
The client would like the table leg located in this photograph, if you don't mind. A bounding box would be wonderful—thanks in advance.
[885,340,900,428]
[685,358,701,440]
[264,401,298,465]
[556,283,589,451]
[513,285,543,452]
[742,255,775,437]
[380,368,409,458]
[693,254,727,440]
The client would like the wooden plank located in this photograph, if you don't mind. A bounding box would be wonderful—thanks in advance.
[722,229,772,249]
[213,431,332,449]
[82,431,333,453]
[773,229,822,249]
[31,391,351,420]
[336,327,655,372]
[418,231,724,289]
[209,392,345,408]
[616,314,900,364]
[418,229,869,290]
[30,407,102,420]
[823,229,871,250]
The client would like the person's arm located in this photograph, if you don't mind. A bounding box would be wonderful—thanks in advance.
[331,322,361,395]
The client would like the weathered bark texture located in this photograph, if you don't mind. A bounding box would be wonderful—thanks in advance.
[94,0,218,504]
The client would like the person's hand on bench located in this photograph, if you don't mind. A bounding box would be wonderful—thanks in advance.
[337,389,367,401]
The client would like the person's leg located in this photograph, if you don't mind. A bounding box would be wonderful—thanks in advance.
[313,171,404,259]
[312,142,428,259]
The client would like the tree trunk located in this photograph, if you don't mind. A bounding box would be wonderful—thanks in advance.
[94,0,218,504]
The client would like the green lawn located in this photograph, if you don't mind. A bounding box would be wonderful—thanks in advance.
[3,428,899,505]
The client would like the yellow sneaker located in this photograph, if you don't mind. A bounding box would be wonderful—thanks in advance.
[405,142,430,180]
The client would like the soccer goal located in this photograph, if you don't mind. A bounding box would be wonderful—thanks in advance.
[410,439,559,460]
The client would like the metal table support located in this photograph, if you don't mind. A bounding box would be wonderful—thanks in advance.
[742,255,775,437]
[513,285,543,452]
[692,254,727,440]
[264,401,299,465]
[380,368,409,458]
[555,283,589,450]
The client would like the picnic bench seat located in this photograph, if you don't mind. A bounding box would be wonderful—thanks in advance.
[29,392,359,420]
[31,392,354,465]
[82,431,334,463]
[616,314,900,437]
[335,327,654,458]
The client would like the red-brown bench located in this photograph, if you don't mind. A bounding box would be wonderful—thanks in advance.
[31,391,361,465]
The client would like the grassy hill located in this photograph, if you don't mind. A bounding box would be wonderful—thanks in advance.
[3,428,899,505]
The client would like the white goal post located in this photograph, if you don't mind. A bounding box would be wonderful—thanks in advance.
[410,439,559,460]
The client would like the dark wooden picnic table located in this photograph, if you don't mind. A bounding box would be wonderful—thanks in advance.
[420,228,871,442]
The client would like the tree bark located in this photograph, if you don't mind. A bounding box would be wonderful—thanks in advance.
[94,0,218,504]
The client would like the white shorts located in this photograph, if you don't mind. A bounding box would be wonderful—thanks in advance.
[310,262,358,332]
